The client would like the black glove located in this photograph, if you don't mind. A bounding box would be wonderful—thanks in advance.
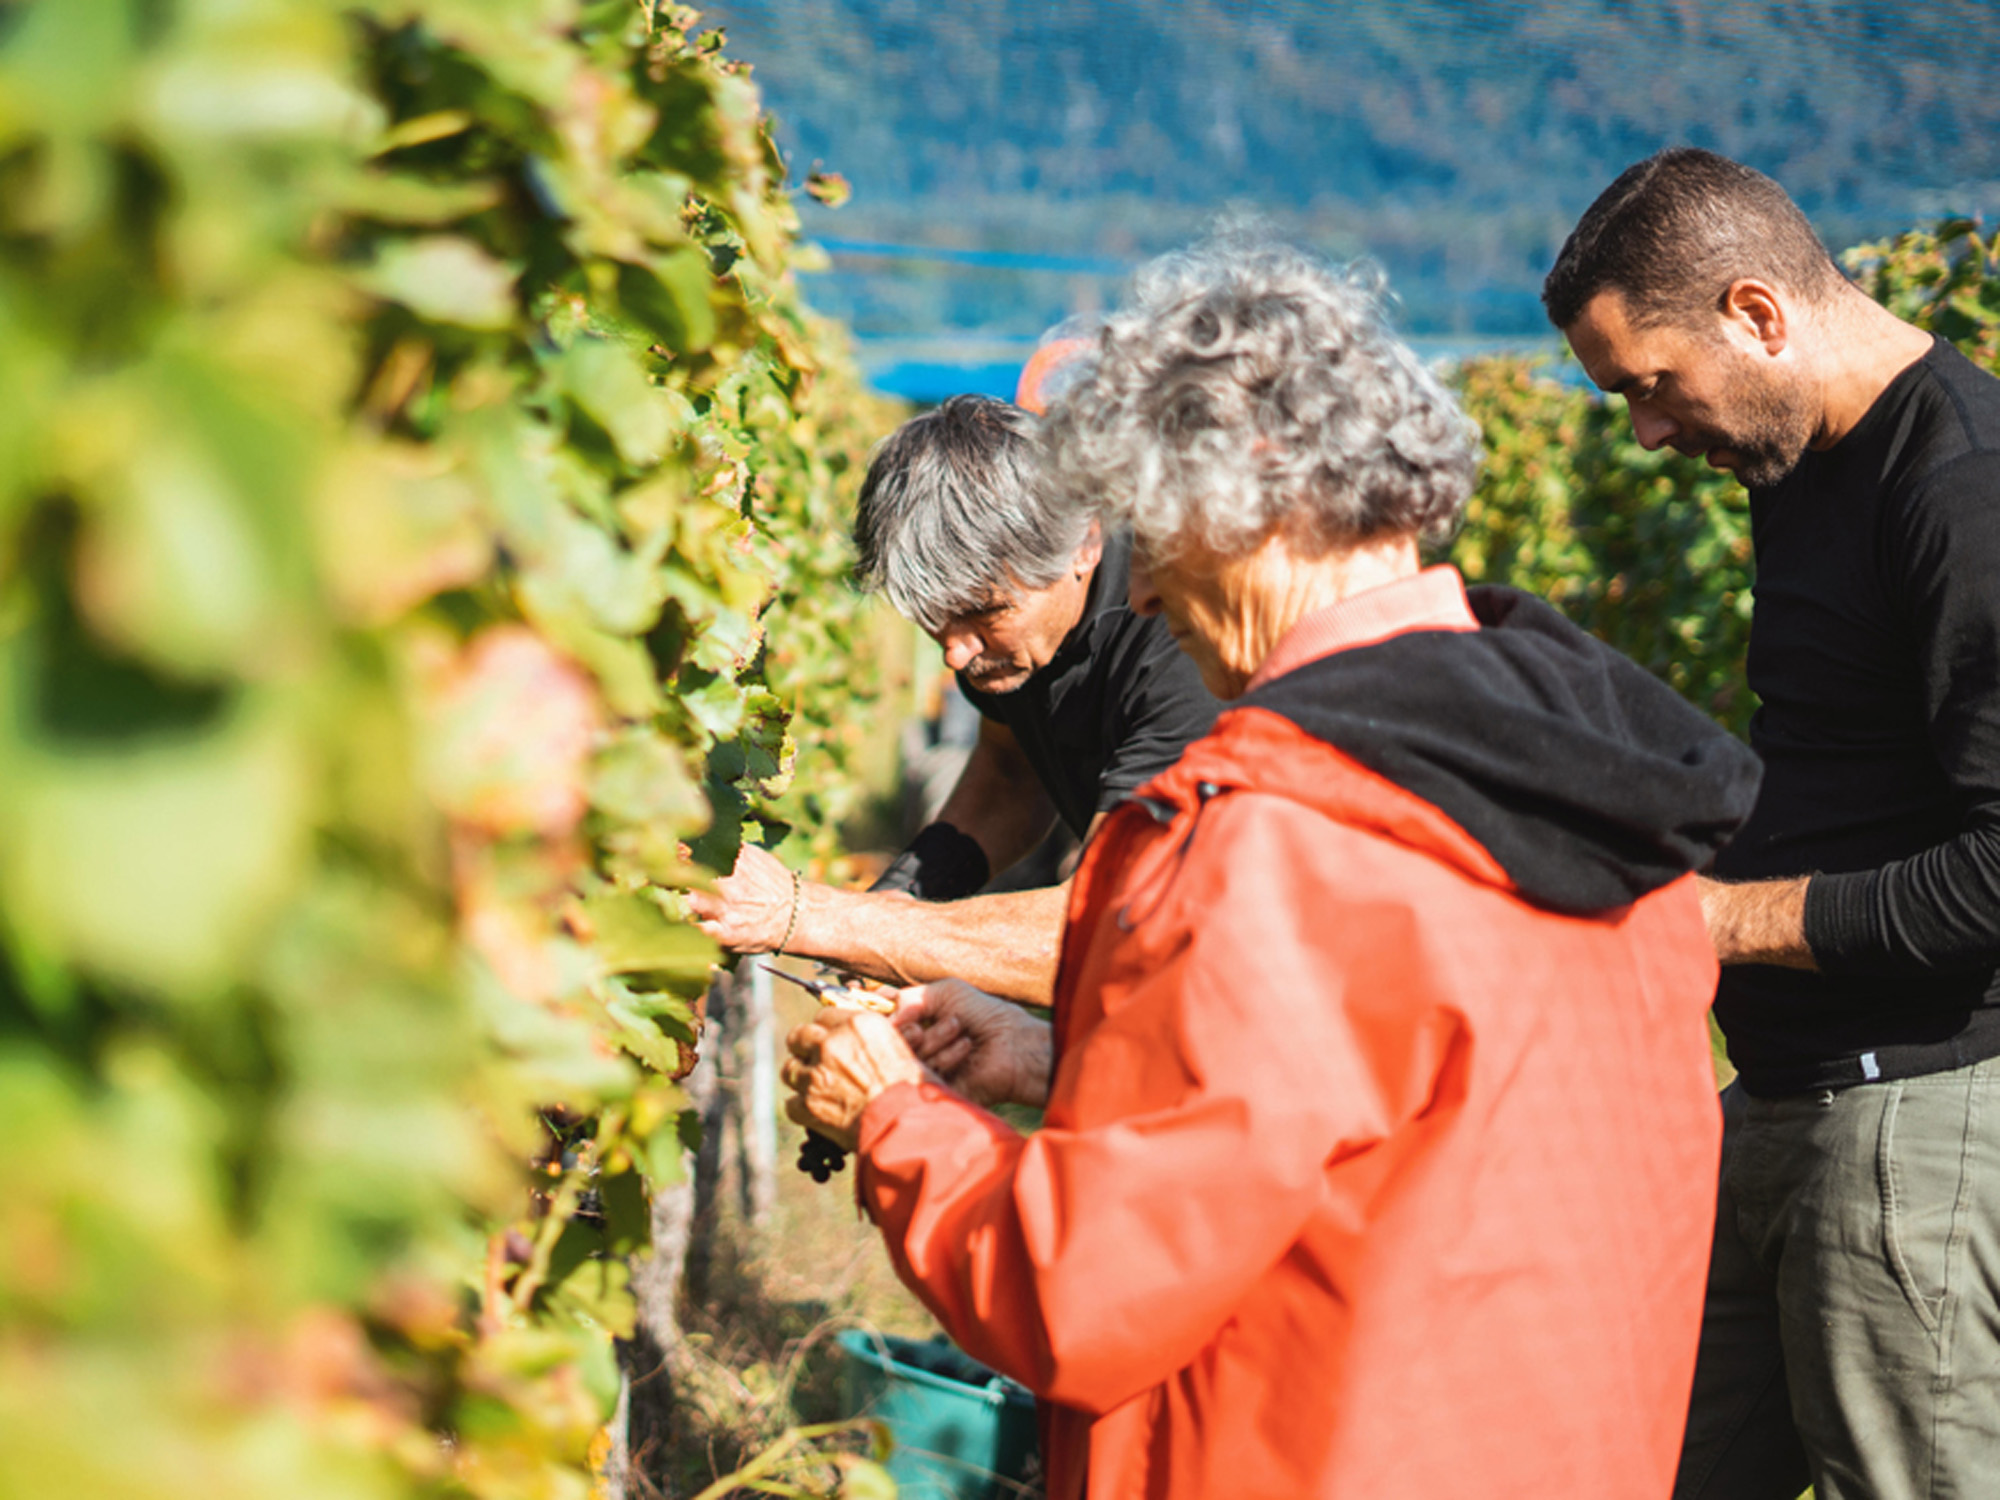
[870,821,991,902]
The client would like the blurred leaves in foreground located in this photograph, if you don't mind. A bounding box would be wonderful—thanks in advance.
[0,1,894,1496]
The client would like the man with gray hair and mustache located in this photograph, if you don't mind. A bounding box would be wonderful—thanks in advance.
[691,394,1219,1007]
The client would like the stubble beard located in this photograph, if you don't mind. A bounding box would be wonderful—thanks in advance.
[1712,364,1817,490]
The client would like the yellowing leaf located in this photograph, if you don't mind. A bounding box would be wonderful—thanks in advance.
[315,440,492,624]
[373,109,475,154]
[358,236,519,330]
[839,1456,899,1500]
[804,170,851,208]
[326,168,505,225]
[416,626,602,837]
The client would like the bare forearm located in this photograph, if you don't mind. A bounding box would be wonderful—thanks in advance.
[935,723,1059,876]
[1698,875,1818,969]
[792,882,1068,1005]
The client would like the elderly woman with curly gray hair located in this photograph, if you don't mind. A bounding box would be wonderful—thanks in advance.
[785,239,1760,1500]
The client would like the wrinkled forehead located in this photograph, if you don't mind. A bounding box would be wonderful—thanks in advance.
[934,572,1027,628]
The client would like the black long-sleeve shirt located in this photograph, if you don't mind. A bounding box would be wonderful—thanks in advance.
[1715,337,2000,1095]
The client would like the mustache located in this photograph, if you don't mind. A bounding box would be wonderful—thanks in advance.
[963,658,1021,683]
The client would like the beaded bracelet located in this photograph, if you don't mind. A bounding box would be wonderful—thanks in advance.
[775,867,803,956]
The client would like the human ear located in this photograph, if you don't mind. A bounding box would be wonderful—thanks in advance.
[1722,279,1788,355]
[1073,519,1104,577]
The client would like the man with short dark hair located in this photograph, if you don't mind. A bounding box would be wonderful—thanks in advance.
[1549,146,2000,1499]
[691,395,1218,1004]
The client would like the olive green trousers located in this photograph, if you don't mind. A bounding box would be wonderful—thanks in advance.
[1674,1067,2000,1500]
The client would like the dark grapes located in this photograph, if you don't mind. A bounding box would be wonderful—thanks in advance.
[797,1130,848,1183]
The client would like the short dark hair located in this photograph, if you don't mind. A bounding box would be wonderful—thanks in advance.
[1543,148,1845,331]
[852,395,1092,631]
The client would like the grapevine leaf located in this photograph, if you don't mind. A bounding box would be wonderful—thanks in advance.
[1,718,309,995]
[325,168,505,225]
[357,236,520,330]
[644,1108,701,1187]
[469,959,638,1100]
[579,892,716,982]
[597,1167,649,1255]
[804,170,851,208]
[548,1251,637,1341]
[617,249,718,353]
[416,625,601,838]
[557,337,680,468]
[588,730,709,831]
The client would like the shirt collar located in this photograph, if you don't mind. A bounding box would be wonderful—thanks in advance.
[1246,564,1479,692]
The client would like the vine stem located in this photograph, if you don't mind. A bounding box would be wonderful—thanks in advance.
[684,1419,879,1500]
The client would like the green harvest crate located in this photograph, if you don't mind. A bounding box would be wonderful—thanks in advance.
[834,1330,1039,1500]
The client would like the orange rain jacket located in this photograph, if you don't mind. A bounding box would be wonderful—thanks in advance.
[857,588,1760,1500]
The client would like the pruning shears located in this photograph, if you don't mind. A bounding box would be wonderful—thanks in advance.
[763,963,896,1184]
[759,963,896,1013]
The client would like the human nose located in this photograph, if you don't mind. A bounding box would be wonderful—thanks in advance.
[939,625,983,672]
[1628,402,1679,452]
[1128,553,1161,616]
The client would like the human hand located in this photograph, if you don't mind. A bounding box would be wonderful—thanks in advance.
[893,979,1052,1110]
[782,1007,923,1151]
[687,844,799,953]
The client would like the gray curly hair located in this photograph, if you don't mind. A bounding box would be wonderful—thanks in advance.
[1041,238,1481,560]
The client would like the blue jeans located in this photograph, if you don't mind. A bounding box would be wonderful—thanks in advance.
[1675,1063,2000,1500]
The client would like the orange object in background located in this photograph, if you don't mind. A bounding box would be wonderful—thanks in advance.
[1014,333,1097,415]
[855,698,1724,1500]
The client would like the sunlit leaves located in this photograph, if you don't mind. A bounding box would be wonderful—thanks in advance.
[0,714,311,995]
[578,891,715,985]
[0,0,896,1495]
[1451,356,1756,733]
[1846,220,2000,377]
[359,235,521,329]
[588,729,706,831]
[804,170,851,209]
[315,439,493,624]
[416,626,600,838]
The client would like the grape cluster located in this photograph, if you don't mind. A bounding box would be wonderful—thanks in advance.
[797,1130,848,1183]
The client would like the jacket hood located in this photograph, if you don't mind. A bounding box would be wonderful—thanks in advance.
[1201,586,1763,914]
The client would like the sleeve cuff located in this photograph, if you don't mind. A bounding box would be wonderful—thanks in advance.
[857,1077,933,1153]
[1802,869,1874,971]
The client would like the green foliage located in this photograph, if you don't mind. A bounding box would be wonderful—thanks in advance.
[1450,358,1755,733]
[0,2,893,1496]
[1844,218,2000,376]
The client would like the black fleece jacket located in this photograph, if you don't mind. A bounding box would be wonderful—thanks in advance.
[1240,586,1763,915]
